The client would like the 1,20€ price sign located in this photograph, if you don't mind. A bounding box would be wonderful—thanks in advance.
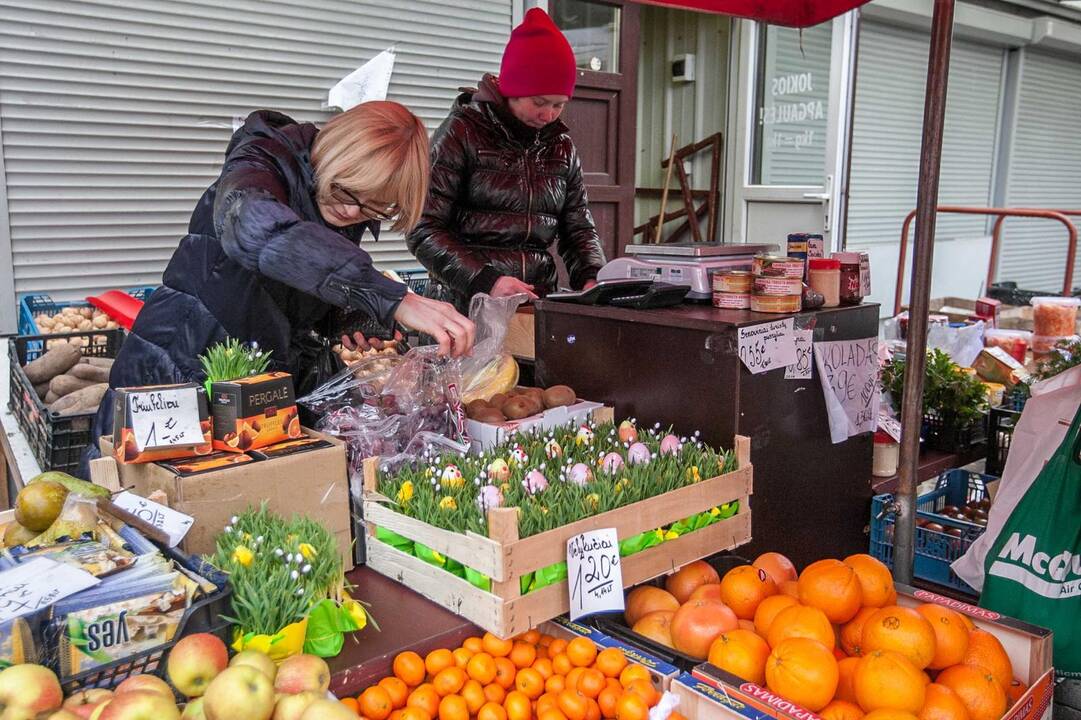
[567,528,625,621]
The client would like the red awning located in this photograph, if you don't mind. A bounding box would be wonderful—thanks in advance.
[628,0,871,27]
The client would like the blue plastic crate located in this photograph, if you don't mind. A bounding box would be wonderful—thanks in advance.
[870,469,993,595]
[397,268,429,296]
[18,287,157,356]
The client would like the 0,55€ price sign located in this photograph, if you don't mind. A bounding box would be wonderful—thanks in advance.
[567,528,624,621]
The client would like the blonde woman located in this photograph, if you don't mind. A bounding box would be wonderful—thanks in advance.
[82,104,473,475]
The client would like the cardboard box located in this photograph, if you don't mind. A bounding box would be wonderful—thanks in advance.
[111,384,212,464]
[210,371,299,452]
[671,673,767,720]
[504,308,536,360]
[552,617,680,690]
[467,402,610,452]
[101,428,352,569]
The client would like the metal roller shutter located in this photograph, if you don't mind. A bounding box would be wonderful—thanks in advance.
[999,49,1081,292]
[0,0,511,304]
[846,21,1004,249]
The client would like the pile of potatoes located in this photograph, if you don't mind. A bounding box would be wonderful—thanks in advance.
[465,384,577,424]
[22,343,112,416]
[35,306,119,334]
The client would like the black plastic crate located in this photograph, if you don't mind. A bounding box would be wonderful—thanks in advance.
[986,405,1022,477]
[922,410,986,453]
[987,282,1081,307]
[8,329,124,474]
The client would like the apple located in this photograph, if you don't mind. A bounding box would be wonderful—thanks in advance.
[167,634,228,698]
[0,663,63,714]
[3,706,42,720]
[229,651,277,683]
[298,699,357,720]
[114,675,173,700]
[202,666,274,720]
[180,698,205,720]
[271,692,320,720]
[63,689,114,719]
[272,656,329,696]
[98,691,180,720]
[89,702,110,720]
[48,711,84,720]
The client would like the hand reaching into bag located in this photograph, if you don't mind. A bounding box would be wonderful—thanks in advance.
[392,292,476,358]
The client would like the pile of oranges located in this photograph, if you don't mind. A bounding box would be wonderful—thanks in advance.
[625,552,1027,720]
[338,630,681,720]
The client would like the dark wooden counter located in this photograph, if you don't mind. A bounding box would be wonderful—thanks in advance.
[870,446,987,495]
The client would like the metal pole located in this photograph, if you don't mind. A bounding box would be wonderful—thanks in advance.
[893,0,955,585]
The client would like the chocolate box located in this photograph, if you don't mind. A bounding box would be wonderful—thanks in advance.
[210,371,299,452]
[111,384,212,465]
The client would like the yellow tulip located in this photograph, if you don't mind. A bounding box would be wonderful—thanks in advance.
[342,600,368,631]
[231,545,254,567]
[438,496,457,511]
[298,543,318,560]
[397,481,414,504]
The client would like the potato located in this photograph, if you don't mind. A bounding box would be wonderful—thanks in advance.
[489,393,508,408]
[86,357,114,369]
[501,396,534,420]
[34,382,49,400]
[106,321,118,330]
[23,344,81,384]
[465,400,490,418]
[92,314,108,329]
[49,383,107,415]
[542,385,576,409]
[78,319,93,331]
[472,407,507,424]
[79,307,94,319]
[66,364,111,383]
[69,337,85,348]
[44,390,59,405]
[49,374,98,398]
[519,394,544,416]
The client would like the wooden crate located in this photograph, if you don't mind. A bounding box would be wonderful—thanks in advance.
[362,435,753,638]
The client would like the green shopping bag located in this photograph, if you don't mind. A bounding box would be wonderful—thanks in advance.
[979,402,1081,680]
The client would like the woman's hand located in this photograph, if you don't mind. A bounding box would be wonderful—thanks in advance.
[491,276,539,300]
[393,293,476,358]
[341,330,403,352]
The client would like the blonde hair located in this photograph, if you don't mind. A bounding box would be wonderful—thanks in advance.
[311,101,430,232]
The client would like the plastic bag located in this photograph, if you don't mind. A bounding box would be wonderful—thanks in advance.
[458,294,528,379]
[927,320,986,367]
[297,354,403,419]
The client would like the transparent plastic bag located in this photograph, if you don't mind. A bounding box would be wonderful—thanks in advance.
[297,354,403,419]
[458,293,527,380]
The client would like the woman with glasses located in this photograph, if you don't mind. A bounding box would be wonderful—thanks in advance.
[81,102,474,475]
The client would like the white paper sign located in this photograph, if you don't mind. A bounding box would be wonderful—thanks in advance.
[567,529,624,621]
[327,48,396,112]
[814,337,881,444]
[785,329,814,380]
[738,318,797,374]
[878,410,902,442]
[113,491,195,548]
[128,387,204,452]
[0,558,99,622]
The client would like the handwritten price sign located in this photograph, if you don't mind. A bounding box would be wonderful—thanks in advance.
[785,329,814,380]
[738,318,797,374]
[0,558,99,623]
[567,529,624,621]
[129,387,204,451]
[113,492,194,548]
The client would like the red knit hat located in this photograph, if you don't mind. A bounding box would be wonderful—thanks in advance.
[499,8,577,99]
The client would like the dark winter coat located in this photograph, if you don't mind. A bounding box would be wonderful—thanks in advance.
[406,75,605,313]
[82,110,406,475]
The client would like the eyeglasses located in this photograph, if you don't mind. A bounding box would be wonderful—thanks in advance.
[331,183,400,222]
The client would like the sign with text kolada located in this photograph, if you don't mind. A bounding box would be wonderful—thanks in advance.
[567,529,624,621]
[0,558,99,623]
[814,337,880,443]
[739,318,797,374]
[129,386,204,452]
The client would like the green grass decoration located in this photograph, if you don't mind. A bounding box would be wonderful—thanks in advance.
[198,338,272,398]
[376,420,737,539]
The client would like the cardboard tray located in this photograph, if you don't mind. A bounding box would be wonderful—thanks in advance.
[465,400,611,452]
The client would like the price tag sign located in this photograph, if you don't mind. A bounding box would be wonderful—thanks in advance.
[113,491,195,547]
[878,412,902,443]
[567,529,624,621]
[129,387,204,452]
[785,329,814,380]
[0,558,99,623]
[739,318,797,374]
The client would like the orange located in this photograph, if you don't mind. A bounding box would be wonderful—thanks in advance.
[540,710,569,720]
[521,630,542,645]
[614,693,649,720]
[549,639,569,658]
[598,688,620,719]
[1006,679,1028,704]
[632,612,674,649]
[961,630,1013,690]
[395,651,427,687]
[452,648,473,669]
[341,697,360,713]
[708,629,771,685]
[504,691,532,720]
[916,605,971,670]
[821,700,865,720]
[515,668,545,700]
[484,633,514,658]
[798,559,863,624]
[861,606,936,669]
[438,694,468,720]
[665,560,721,603]
[433,667,467,697]
[688,584,724,604]
[576,669,606,699]
[533,657,554,680]
[594,648,628,679]
[720,565,778,620]
[390,709,406,720]
[484,683,506,705]
[463,637,484,653]
[399,707,432,720]
[754,594,799,637]
[854,650,927,713]
[954,614,975,633]
[624,586,681,627]
[863,712,920,720]
[566,668,586,694]
[380,677,410,710]
[764,638,839,712]
[844,555,895,608]
[462,680,487,715]
[510,642,537,670]
[585,698,602,720]
[919,683,971,720]
[478,702,507,720]
[361,686,395,720]
[494,657,517,690]
[670,600,739,660]
[936,665,1007,720]
[468,653,498,685]
[766,604,836,650]
[754,552,798,584]
[537,693,560,717]
[619,665,651,688]
[408,684,441,719]
[426,649,456,677]
[567,637,598,668]
[539,635,555,648]
[841,608,878,657]
[780,580,800,598]
[836,657,861,704]
[546,674,566,694]
[558,690,590,720]
[552,653,573,676]
[623,679,660,708]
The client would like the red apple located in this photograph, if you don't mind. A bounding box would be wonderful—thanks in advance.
[229,651,277,683]
[48,711,84,720]
[167,634,228,698]
[202,666,275,720]
[299,699,357,720]
[89,702,111,720]
[98,691,180,720]
[0,663,64,714]
[271,692,320,720]
[272,656,329,696]
[63,689,114,719]
[114,675,173,700]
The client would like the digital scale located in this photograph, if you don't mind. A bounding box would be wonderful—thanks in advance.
[597,242,779,301]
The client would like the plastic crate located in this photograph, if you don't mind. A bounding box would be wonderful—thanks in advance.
[8,329,125,474]
[986,405,1022,477]
[398,268,430,296]
[870,469,993,595]
[921,410,987,453]
[987,282,1081,307]
[18,287,156,355]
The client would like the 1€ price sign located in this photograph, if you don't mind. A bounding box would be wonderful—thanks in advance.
[567,528,624,621]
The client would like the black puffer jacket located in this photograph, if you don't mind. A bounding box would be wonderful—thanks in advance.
[407,75,605,312]
[81,110,406,475]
